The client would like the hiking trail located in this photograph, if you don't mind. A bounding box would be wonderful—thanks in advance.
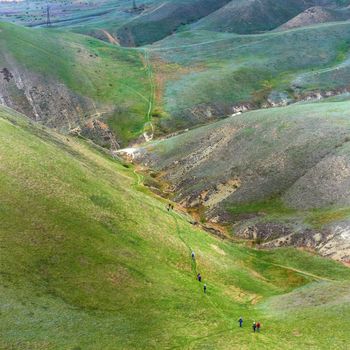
[142,48,155,142]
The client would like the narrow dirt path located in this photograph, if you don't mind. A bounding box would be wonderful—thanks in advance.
[270,263,333,282]
[141,48,155,141]
[101,30,120,45]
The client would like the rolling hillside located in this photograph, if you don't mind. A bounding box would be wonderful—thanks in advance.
[147,21,350,133]
[278,6,350,30]
[116,0,231,46]
[191,0,349,34]
[0,22,151,147]
[2,105,350,349]
[1,2,350,349]
[0,0,153,30]
[136,100,350,261]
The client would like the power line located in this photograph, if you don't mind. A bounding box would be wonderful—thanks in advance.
[46,4,51,27]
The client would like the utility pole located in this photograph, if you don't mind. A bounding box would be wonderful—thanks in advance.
[46,4,51,27]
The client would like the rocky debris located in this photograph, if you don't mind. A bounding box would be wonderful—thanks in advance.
[179,178,241,211]
[322,220,350,262]
[283,147,350,209]
[234,219,350,261]
[0,62,98,128]
[185,87,350,128]
[234,221,292,242]
[80,119,120,150]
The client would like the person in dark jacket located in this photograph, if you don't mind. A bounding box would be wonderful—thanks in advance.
[252,321,257,333]
[238,317,243,327]
[197,273,202,282]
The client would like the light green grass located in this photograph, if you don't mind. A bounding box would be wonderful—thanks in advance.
[1,106,350,349]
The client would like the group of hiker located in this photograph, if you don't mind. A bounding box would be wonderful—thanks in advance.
[196,273,207,293]
[194,252,262,332]
[167,203,174,211]
[168,204,263,333]
[239,318,262,332]
[192,252,207,293]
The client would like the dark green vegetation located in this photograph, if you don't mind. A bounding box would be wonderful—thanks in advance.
[1,105,350,349]
[0,22,151,146]
[116,0,231,46]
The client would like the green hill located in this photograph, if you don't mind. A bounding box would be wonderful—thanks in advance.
[191,0,350,34]
[136,100,350,261]
[116,0,231,47]
[0,22,151,146]
[148,21,350,132]
[0,0,149,30]
[1,105,350,349]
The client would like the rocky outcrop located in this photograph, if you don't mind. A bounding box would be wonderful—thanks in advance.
[234,219,350,262]
[137,102,350,261]
[0,57,119,149]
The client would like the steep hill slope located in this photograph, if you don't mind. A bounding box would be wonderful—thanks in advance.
[116,0,231,46]
[0,0,165,44]
[148,22,350,133]
[278,6,350,30]
[2,105,350,349]
[192,0,349,34]
[136,100,350,261]
[0,22,151,147]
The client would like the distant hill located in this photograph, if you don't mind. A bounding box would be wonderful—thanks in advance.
[192,0,350,34]
[2,0,350,46]
[278,6,350,30]
[148,22,350,133]
[3,104,350,348]
[116,0,231,46]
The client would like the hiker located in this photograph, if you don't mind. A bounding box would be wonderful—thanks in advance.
[256,321,261,333]
[204,283,207,293]
[252,321,257,333]
[191,251,195,260]
[238,317,243,328]
[171,204,174,210]
[167,203,170,212]
[197,273,202,282]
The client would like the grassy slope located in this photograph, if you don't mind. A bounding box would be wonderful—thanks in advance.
[0,22,151,145]
[149,22,350,131]
[1,105,350,349]
[141,100,350,229]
